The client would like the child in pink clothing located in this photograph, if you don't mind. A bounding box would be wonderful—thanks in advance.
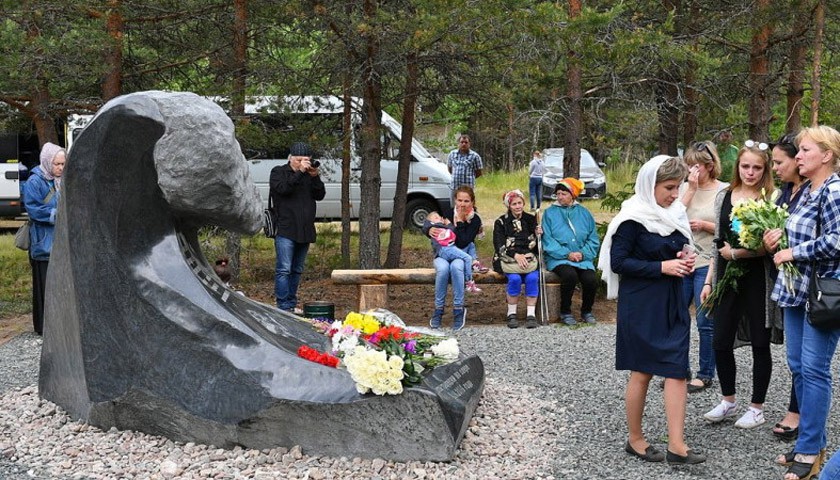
[425,212,482,293]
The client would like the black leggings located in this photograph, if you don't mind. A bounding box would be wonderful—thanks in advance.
[713,262,772,404]
[30,257,49,336]
[552,264,598,315]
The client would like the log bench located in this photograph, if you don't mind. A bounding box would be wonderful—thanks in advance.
[331,268,564,321]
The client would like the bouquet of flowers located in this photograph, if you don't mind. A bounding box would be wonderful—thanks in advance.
[703,190,801,311]
[296,310,460,396]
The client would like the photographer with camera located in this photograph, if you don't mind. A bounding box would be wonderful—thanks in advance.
[269,142,326,312]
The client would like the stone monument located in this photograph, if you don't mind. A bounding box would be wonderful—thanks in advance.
[38,91,484,461]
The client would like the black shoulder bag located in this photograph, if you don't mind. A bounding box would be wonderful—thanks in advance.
[806,188,840,330]
[263,195,279,238]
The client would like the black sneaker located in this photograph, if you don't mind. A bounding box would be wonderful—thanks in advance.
[507,314,519,329]
[525,316,538,329]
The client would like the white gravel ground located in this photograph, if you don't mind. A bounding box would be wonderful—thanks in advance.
[1,324,839,479]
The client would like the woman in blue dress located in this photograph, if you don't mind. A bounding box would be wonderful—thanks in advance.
[598,155,706,465]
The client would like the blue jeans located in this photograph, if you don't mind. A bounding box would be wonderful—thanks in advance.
[682,266,715,379]
[434,257,464,309]
[529,177,543,210]
[274,235,310,311]
[464,242,477,261]
[821,449,840,479]
[784,305,840,455]
[437,246,473,282]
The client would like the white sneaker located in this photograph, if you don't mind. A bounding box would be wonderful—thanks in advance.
[734,407,766,429]
[703,401,738,423]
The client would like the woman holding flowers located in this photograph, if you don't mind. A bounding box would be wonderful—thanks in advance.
[492,189,542,329]
[599,155,705,465]
[771,126,840,480]
[763,132,806,442]
[680,141,729,393]
[700,140,782,430]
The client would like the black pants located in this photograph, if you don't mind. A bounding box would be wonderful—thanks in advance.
[30,257,49,336]
[552,264,598,315]
[713,262,772,404]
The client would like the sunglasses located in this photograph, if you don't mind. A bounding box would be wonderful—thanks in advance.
[777,133,797,146]
[693,141,709,152]
[744,139,768,151]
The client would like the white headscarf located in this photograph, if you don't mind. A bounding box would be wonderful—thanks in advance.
[597,155,693,299]
[39,142,65,190]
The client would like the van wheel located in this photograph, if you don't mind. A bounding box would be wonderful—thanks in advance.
[405,198,435,231]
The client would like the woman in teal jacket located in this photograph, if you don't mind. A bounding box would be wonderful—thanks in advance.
[542,177,601,325]
[22,142,65,335]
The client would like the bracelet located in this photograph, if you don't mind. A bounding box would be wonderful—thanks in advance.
[731,249,737,261]
[703,283,712,287]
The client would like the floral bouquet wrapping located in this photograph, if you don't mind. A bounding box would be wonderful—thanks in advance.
[703,190,801,312]
[296,310,460,396]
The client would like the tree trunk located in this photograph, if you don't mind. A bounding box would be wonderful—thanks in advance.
[785,0,809,133]
[564,0,583,179]
[225,0,248,281]
[810,0,824,127]
[231,0,247,118]
[102,0,123,101]
[358,0,383,269]
[682,0,699,145]
[747,0,773,142]
[655,72,680,156]
[340,81,352,268]
[507,103,515,172]
[385,52,418,268]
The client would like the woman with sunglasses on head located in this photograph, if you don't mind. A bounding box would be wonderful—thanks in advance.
[700,140,783,431]
[680,141,729,394]
[771,126,840,480]
[763,133,806,444]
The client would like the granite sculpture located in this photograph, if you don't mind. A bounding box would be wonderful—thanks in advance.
[38,91,484,461]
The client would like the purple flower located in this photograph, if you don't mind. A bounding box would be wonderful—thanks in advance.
[403,340,417,354]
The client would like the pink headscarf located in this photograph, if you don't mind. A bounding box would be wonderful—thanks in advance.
[502,189,525,209]
[39,142,65,188]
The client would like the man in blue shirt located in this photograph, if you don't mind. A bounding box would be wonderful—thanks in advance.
[447,134,483,200]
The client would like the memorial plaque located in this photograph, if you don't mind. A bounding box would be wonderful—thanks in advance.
[38,91,485,461]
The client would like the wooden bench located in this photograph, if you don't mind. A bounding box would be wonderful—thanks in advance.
[331,268,564,319]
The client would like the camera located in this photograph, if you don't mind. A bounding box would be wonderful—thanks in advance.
[310,159,320,168]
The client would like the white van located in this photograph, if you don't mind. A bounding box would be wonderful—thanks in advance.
[67,95,452,229]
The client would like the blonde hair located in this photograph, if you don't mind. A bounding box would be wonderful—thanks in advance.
[684,141,722,179]
[730,145,775,194]
[797,126,840,169]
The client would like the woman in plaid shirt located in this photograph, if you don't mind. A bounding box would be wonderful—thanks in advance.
[769,126,840,480]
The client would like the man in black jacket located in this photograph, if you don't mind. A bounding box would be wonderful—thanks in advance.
[269,142,326,312]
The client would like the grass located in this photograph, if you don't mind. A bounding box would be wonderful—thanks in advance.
[0,235,33,317]
[0,162,637,318]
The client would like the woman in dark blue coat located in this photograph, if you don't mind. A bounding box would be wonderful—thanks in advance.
[598,155,705,465]
[22,142,65,335]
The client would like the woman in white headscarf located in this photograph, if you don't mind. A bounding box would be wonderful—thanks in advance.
[598,155,705,465]
[22,142,65,335]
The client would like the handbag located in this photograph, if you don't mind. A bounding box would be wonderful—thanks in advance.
[14,221,30,250]
[263,195,278,238]
[499,253,538,274]
[806,189,840,329]
[807,272,840,329]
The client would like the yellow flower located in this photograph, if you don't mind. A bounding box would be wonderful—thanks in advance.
[344,311,381,335]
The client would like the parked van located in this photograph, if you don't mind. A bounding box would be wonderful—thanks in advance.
[67,95,452,229]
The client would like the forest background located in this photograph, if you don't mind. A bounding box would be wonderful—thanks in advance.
[0,0,837,271]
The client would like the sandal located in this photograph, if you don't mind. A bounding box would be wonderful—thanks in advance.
[687,377,713,394]
[784,457,821,480]
[776,449,795,466]
[773,423,799,441]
